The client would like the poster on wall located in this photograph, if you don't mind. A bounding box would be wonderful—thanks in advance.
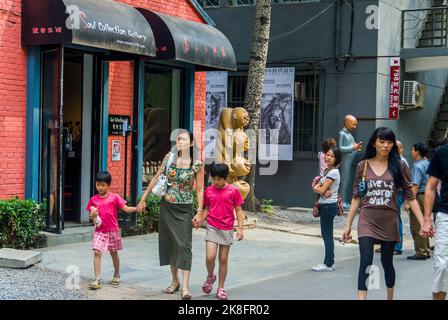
[259,67,295,161]
[205,71,228,162]
[111,140,121,161]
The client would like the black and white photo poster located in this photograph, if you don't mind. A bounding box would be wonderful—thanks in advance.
[205,71,228,161]
[259,67,295,161]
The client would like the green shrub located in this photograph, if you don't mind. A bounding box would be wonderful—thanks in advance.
[260,198,274,215]
[0,197,46,249]
[121,195,161,236]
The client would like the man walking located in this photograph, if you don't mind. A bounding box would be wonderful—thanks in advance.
[424,143,448,300]
[407,143,431,260]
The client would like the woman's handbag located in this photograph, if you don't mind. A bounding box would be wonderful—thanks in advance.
[357,160,369,198]
[151,152,175,197]
[337,194,344,216]
[312,173,324,218]
[312,201,320,218]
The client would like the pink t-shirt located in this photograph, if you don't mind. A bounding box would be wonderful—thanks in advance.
[86,192,127,233]
[204,184,244,231]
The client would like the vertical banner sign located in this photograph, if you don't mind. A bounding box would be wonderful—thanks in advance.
[389,58,400,120]
[205,71,228,161]
[259,67,295,161]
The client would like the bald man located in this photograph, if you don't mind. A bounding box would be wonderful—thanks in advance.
[338,115,363,208]
[396,140,409,167]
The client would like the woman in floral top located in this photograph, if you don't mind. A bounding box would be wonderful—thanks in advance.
[138,129,204,300]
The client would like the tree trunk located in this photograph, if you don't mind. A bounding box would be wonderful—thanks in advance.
[243,0,272,213]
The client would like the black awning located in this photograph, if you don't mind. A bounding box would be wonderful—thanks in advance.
[22,0,156,57]
[137,9,237,71]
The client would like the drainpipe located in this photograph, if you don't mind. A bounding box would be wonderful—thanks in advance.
[334,0,342,59]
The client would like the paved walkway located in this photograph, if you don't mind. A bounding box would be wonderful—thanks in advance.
[34,225,434,300]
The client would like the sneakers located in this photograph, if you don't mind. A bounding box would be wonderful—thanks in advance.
[312,264,335,272]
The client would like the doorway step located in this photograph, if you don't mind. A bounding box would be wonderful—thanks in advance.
[38,226,94,248]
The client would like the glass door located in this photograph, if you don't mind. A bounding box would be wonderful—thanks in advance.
[40,47,64,233]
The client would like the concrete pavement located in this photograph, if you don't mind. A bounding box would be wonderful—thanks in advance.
[34,227,434,300]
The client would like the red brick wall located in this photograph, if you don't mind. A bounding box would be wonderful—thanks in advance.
[194,72,206,156]
[0,0,27,199]
[0,0,208,200]
[107,61,135,196]
[117,0,203,22]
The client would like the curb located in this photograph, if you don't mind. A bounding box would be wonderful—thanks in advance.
[255,222,359,244]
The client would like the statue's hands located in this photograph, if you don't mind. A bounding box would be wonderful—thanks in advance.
[353,142,363,152]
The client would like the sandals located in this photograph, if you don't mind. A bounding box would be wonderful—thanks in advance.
[164,283,180,294]
[89,278,102,290]
[181,289,192,300]
[216,288,228,300]
[111,276,120,286]
[202,274,217,294]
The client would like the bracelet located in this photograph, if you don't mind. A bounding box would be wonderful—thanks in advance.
[196,208,203,212]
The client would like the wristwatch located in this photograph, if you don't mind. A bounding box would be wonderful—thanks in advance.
[196,208,204,213]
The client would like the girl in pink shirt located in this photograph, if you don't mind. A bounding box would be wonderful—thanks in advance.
[193,163,244,300]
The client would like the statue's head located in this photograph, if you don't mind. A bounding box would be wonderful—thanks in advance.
[232,107,250,129]
[344,115,358,132]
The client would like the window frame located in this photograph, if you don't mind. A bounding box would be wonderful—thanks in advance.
[226,69,322,160]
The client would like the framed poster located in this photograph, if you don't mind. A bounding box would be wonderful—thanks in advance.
[111,140,121,161]
[205,71,228,162]
[259,67,295,161]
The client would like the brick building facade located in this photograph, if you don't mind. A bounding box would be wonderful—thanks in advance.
[0,0,235,232]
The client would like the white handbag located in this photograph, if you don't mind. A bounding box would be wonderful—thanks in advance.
[151,152,175,197]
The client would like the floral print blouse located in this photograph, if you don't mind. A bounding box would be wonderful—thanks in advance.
[164,160,203,204]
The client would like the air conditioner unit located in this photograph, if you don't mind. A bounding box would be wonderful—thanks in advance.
[401,81,425,110]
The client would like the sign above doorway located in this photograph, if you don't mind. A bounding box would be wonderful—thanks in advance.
[22,0,157,57]
[109,115,130,136]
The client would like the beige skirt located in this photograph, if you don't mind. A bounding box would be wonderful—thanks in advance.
[205,223,234,246]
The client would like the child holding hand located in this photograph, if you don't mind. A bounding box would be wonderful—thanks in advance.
[87,171,141,290]
[193,163,244,300]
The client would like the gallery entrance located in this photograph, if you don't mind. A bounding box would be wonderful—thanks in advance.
[40,47,101,232]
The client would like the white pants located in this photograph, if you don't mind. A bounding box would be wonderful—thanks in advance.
[433,212,448,293]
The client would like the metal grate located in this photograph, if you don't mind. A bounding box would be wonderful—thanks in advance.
[228,75,248,108]
[227,72,320,153]
[197,0,221,8]
[272,0,318,3]
[228,0,256,6]
[294,71,320,153]
[402,6,448,49]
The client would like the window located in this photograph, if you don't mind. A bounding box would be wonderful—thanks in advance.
[294,71,320,153]
[228,0,256,6]
[228,75,247,108]
[272,0,319,3]
[142,64,184,189]
[197,0,319,8]
[197,0,220,8]
[228,71,320,154]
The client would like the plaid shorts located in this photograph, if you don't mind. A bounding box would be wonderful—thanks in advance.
[92,230,123,253]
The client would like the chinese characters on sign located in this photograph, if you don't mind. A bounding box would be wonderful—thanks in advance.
[32,26,63,34]
[389,58,400,120]
[109,115,131,136]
